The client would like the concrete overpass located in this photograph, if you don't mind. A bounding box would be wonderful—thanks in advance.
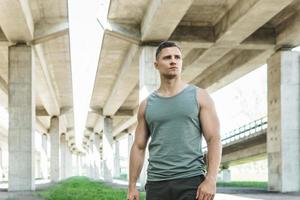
[0,0,299,193]
[201,117,268,182]
[87,0,300,193]
[203,117,268,166]
[0,0,80,191]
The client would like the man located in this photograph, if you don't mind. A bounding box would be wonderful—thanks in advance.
[127,41,222,200]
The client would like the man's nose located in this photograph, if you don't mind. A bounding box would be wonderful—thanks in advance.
[170,57,177,64]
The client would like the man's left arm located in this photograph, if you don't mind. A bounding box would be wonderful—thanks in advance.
[196,88,222,200]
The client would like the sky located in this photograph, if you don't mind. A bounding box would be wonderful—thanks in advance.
[211,65,267,135]
[68,0,110,147]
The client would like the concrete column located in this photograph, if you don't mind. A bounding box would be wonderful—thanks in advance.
[139,47,160,101]
[138,47,160,189]
[113,140,121,178]
[127,133,133,179]
[89,142,93,179]
[41,134,49,179]
[60,134,67,180]
[65,145,72,178]
[94,134,101,179]
[76,153,81,176]
[42,134,48,154]
[267,50,300,192]
[103,116,114,182]
[35,152,42,179]
[50,116,60,182]
[8,44,35,191]
[0,148,3,181]
[128,133,133,156]
[221,169,231,182]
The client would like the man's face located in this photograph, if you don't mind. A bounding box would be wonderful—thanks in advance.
[154,46,183,79]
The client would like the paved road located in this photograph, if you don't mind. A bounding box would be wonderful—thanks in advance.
[215,187,300,200]
[0,179,299,200]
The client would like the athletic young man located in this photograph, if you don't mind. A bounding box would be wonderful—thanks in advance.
[127,41,222,200]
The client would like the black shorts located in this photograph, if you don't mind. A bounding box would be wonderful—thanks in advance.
[145,175,206,200]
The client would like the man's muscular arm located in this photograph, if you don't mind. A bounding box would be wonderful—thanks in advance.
[127,99,149,200]
[196,88,222,200]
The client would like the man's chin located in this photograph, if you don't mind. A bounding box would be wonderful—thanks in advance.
[163,73,180,79]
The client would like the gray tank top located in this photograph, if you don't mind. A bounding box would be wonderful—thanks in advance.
[145,84,206,181]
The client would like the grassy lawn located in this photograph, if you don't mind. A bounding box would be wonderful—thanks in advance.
[36,177,146,200]
[217,181,267,189]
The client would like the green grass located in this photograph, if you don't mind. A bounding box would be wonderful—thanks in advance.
[36,176,146,200]
[217,181,267,189]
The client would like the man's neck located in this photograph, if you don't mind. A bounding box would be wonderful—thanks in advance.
[157,76,187,97]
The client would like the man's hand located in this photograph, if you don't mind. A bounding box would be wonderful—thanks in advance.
[127,186,139,200]
[195,177,216,200]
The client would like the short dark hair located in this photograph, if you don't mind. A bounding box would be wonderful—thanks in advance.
[155,41,181,60]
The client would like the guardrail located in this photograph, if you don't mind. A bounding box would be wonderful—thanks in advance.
[202,116,267,151]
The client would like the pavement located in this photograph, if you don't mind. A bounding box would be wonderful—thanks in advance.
[0,179,52,200]
[0,179,298,200]
[215,187,300,200]
[108,179,300,200]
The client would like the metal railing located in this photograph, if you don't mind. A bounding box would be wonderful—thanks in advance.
[202,116,267,152]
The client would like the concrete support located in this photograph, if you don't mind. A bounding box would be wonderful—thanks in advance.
[138,46,160,189]
[221,169,231,182]
[139,47,160,101]
[103,117,114,182]
[8,44,35,191]
[127,133,134,179]
[41,134,48,179]
[65,145,72,178]
[42,134,48,154]
[267,50,300,192]
[89,142,93,179]
[0,148,3,181]
[35,152,42,179]
[94,134,101,179]
[113,140,121,178]
[60,134,67,179]
[76,153,82,176]
[50,116,60,182]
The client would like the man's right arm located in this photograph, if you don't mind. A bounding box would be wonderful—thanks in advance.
[127,99,149,200]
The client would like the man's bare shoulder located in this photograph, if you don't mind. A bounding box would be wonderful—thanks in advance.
[137,99,148,118]
[194,86,214,108]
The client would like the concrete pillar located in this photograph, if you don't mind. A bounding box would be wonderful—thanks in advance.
[8,44,35,191]
[0,148,3,181]
[42,134,48,154]
[65,145,72,178]
[50,116,60,182]
[94,134,101,179]
[76,153,82,176]
[139,47,160,101]
[221,169,231,182]
[113,140,121,178]
[138,46,160,188]
[127,133,133,179]
[35,151,42,179]
[41,134,48,179]
[267,50,300,192]
[89,142,93,179]
[60,134,67,180]
[103,116,114,182]
[128,133,133,156]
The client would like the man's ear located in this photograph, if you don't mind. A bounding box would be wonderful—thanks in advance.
[154,61,158,69]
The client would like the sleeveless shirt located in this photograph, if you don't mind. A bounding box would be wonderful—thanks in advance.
[145,84,206,181]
